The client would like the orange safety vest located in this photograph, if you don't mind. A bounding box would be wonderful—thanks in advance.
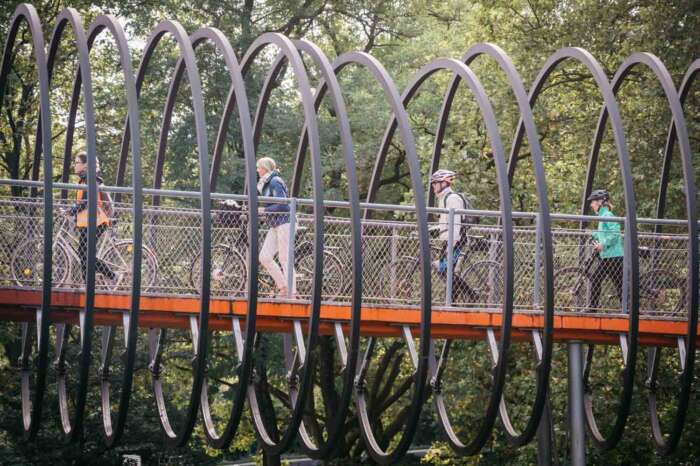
[76,185,111,228]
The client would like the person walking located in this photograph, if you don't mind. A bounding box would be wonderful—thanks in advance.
[69,151,117,282]
[430,169,478,303]
[587,189,624,310]
[257,157,296,296]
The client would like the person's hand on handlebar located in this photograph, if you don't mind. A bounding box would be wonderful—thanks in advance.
[221,199,240,209]
[428,225,442,238]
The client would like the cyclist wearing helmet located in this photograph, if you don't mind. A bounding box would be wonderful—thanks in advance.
[587,189,624,310]
[430,169,478,303]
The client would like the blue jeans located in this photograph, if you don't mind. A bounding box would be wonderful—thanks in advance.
[437,246,461,274]
[436,244,477,302]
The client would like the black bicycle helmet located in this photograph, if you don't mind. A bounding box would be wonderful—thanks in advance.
[586,189,609,202]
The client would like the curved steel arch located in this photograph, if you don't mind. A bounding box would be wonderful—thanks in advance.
[489,47,641,451]
[327,50,433,465]
[241,37,368,459]
[0,3,54,441]
[235,32,326,457]
[280,38,364,459]
[654,59,700,223]
[579,52,697,452]
[613,55,700,456]
[379,56,515,456]
[124,19,213,448]
[58,14,144,447]
[530,48,641,451]
[193,26,260,450]
[427,42,555,448]
[172,26,260,450]
[38,7,102,443]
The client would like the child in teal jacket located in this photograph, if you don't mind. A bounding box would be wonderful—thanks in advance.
[587,189,624,310]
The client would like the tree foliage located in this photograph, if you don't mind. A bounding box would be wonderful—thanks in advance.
[0,0,699,464]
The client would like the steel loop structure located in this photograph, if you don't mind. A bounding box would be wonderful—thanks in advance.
[0,4,698,464]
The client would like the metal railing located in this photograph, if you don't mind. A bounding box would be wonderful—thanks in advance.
[0,180,693,319]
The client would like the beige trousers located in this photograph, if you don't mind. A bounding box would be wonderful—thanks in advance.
[259,222,296,294]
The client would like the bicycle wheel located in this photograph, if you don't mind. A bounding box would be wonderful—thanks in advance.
[101,241,159,292]
[293,250,338,299]
[459,260,504,306]
[190,245,247,297]
[294,250,345,301]
[321,252,345,300]
[552,267,590,312]
[378,256,421,303]
[11,239,70,288]
[639,268,686,317]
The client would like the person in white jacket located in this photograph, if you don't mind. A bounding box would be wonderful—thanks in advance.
[430,169,477,303]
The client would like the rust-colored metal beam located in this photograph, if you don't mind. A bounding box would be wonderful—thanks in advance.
[0,288,694,347]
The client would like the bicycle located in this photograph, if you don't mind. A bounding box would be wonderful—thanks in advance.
[378,228,505,306]
[10,208,158,291]
[553,236,686,315]
[189,201,345,300]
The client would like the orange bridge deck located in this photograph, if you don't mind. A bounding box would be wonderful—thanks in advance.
[0,288,696,347]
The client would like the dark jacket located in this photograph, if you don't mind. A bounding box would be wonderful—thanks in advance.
[259,171,290,227]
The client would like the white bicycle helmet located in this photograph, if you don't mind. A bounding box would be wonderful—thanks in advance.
[430,169,456,183]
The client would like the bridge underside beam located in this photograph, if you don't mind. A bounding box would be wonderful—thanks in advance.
[0,289,695,347]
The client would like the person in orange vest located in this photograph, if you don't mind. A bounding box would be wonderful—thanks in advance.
[68,151,116,281]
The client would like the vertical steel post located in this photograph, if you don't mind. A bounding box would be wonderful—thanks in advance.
[622,221,629,313]
[534,213,542,308]
[568,341,586,466]
[488,227,499,304]
[446,207,455,306]
[390,225,398,298]
[287,198,297,298]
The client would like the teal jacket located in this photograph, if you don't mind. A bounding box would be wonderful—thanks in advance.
[592,206,624,258]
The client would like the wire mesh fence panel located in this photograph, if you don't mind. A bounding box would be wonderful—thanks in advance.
[0,186,694,320]
[1,196,49,289]
[142,198,203,296]
[637,231,689,319]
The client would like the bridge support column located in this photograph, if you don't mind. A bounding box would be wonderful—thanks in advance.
[568,341,586,466]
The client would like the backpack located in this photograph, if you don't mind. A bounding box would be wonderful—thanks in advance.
[443,191,479,239]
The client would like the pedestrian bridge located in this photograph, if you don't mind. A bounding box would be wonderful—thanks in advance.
[0,191,695,337]
[0,183,697,460]
[0,3,698,465]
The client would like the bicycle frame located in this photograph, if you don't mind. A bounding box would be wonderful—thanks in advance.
[55,214,119,263]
